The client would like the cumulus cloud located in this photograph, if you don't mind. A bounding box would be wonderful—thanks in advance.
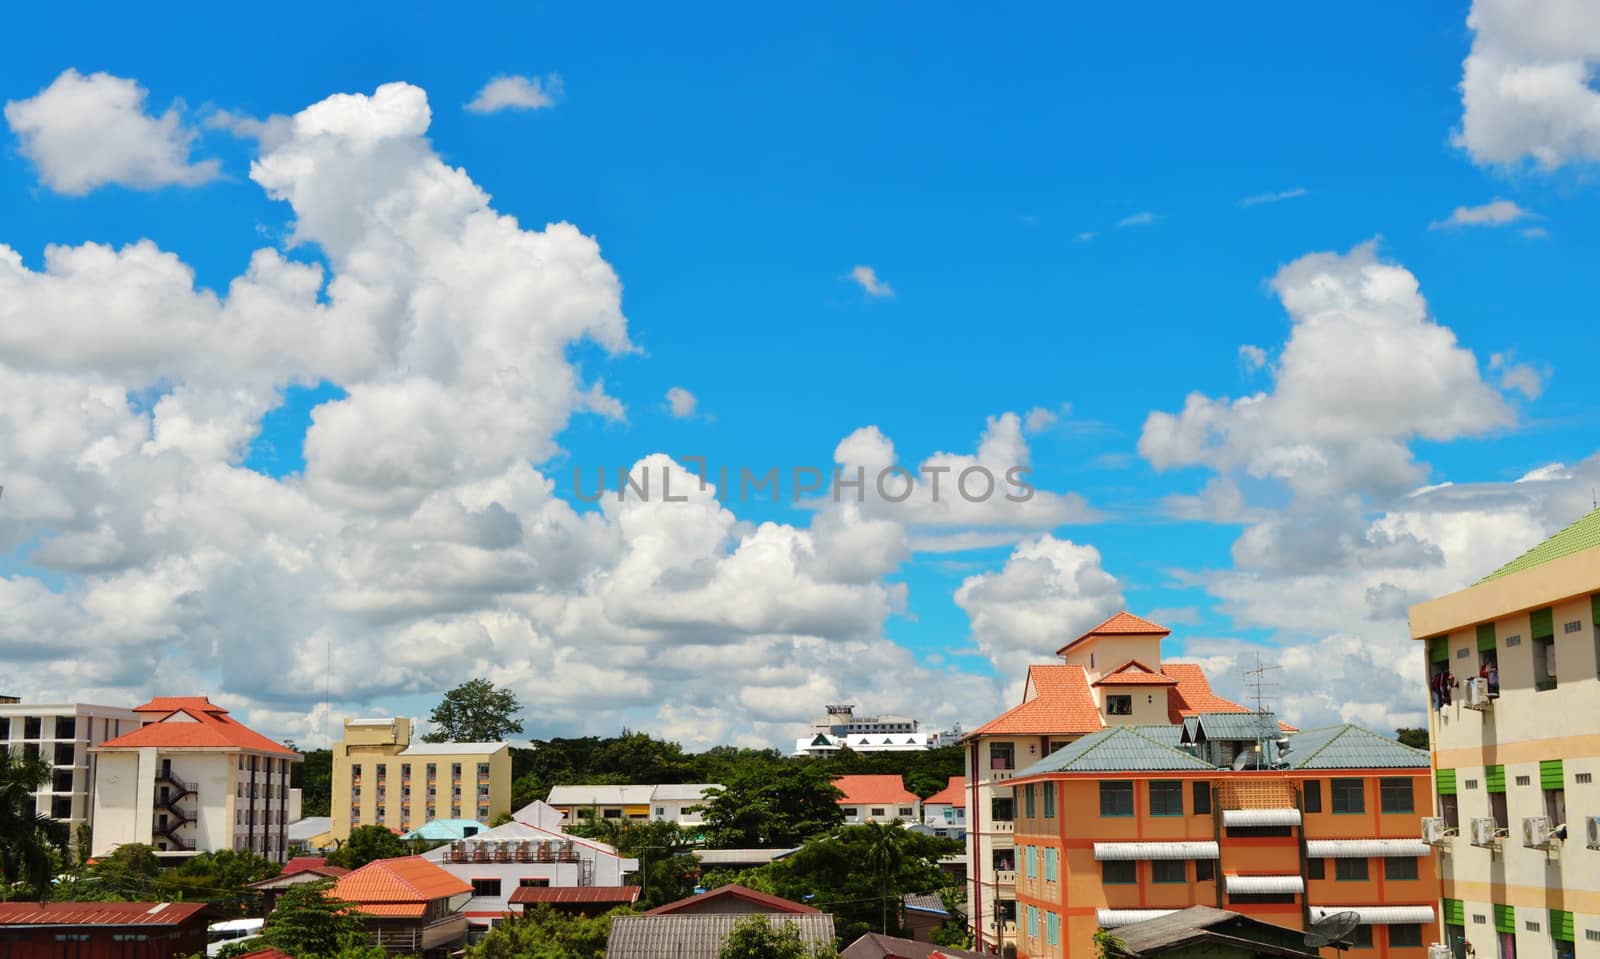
[1454,0,1600,168]
[1489,350,1547,399]
[465,74,563,114]
[665,386,698,418]
[3,69,220,195]
[1237,344,1268,373]
[1429,199,1536,229]
[1240,188,1307,207]
[955,535,1125,669]
[849,265,894,298]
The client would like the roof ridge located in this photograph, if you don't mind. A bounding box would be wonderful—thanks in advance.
[1293,723,1351,766]
[1477,504,1600,583]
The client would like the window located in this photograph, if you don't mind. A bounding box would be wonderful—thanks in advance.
[1047,912,1059,946]
[52,796,72,819]
[991,797,1014,821]
[990,742,1015,771]
[477,762,490,778]
[870,807,885,818]
[1533,635,1557,691]
[519,877,550,887]
[1043,784,1055,818]
[1306,858,1325,880]
[1385,857,1419,880]
[22,717,40,739]
[1103,860,1136,884]
[992,850,1014,872]
[1230,893,1297,905]
[1100,781,1134,817]
[1349,926,1373,949]
[1380,777,1414,813]
[897,806,913,817]
[1045,848,1057,882]
[1152,860,1186,883]
[1195,859,1215,882]
[470,878,502,897]
[1388,925,1423,949]
[1024,784,1035,818]
[1149,780,1183,816]
[603,808,622,819]
[1027,905,1038,938]
[1331,778,1364,814]
[1439,793,1460,828]
[1489,791,1508,829]
[1335,858,1369,881]
[1304,780,1322,813]
[1025,846,1037,879]
[54,716,75,740]
[1193,781,1211,814]
[1107,695,1132,715]
[1544,785,1566,825]
[53,768,72,792]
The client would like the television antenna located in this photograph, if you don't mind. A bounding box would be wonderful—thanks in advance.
[1305,911,1361,951]
[1242,652,1282,765]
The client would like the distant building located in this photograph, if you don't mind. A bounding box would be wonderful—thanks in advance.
[842,932,989,959]
[329,717,511,841]
[922,775,966,840]
[90,696,300,862]
[0,902,210,959]
[1410,506,1600,959]
[329,855,471,958]
[0,700,144,845]
[544,783,722,827]
[607,885,834,959]
[794,704,946,756]
[835,774,922,824]
[246,855,349,914]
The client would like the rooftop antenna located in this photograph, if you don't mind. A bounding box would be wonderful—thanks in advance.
[1242,652,1282,767]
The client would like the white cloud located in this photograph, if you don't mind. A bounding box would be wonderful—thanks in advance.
[1024,404,1069,434]
[1240,188,1307,207]
[465,74,563,114]
[955,535,1125,669]
[3,69,220,195]
[849,265,894,298]
[1076,231,1097,242]
[1428,199,1536,229]
[1118,211,1159,227]
[1454,0,1600,168]
[665,386,698,418]
[1237,344,1268,373]
[1522,226,1550,239]
[1489,351,1547,399]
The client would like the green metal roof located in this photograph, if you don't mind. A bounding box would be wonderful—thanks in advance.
[1183,712,1281,743]
[1014,726,1214,775]
[1284,725,1429,770]
[1477,506,1600,584]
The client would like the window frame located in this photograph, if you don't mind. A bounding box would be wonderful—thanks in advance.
[1379,777,1414,814]
[1151,859,1187,884]
[1330,777,1365,814]
[1100,781,1135,817]
[1102,859,1137,885]
[1148,780,1183,817]
[1106,694,1133,716]
[1335,857,1370,881]
[1304,779,1322,813]
[1384,856,1419,881]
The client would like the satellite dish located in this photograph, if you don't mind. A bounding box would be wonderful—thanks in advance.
[1231,752,1251,770]
[1305,911,1362,950]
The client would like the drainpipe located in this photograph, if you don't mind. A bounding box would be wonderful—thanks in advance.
[969,739,984,953]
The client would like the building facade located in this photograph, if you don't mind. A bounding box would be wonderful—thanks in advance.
[923,775,968,840]
[90,696,301,862]
[794,705,942,756]
[835,774,922,824]
[544,783,722,827]
[1409,507,1600,959]
[0,700,143,846]
[329,717,511,841]
[0,901,210,959]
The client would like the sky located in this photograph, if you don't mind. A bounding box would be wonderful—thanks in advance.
[2,1,1599,750]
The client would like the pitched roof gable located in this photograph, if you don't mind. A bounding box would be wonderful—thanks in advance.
[99,697,297,757]
[1093,660,1180,686]
[1162,663,1250,723]
[968,664,1103,736]
[1057,611,1171,654]
[646,883,820,916]
[333,855,471,903]
[922,776,965,808]
[1285,724,1430,770]
[833,775,919,806]
[1013,726,1214,776]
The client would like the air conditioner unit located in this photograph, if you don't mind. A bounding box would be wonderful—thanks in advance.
[1470,817,1504,848]
[1464,677,1493,711]
[1429,944,1453,959]
[1422,817,1456,845]
[1523,816,1557,849]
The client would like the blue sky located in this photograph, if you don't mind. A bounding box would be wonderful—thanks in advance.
[2,1,1598,747]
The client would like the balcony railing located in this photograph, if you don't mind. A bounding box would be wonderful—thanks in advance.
[994,869,1017,884]
[441,839,579,864]
[989,820,1014,833]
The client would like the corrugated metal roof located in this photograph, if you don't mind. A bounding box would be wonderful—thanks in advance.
[546,785,656,806]
[1477,506,1600,583]
[1285,725,1429,769]
[649,784,722,802]
[606,914,836,959]
[693,848,797,867]
[1014,726,1213,775]
[1224,874,1304,894]
[0,902,208,927]
[1186,712,1282,742]
[508,886,641,905]
[1222,808,1302,827]
[1310,906,1435,925]
[1304,839,1430,858]
[1098,910,1179,928]
[1094,841,1220,861]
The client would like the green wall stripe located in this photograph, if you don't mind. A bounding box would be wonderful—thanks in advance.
[1494,905,1515,934]
[1477,623,1497,651]
[1435,768,1457,795]
[1444,900,1464,926]
[1530,607,1554,639]
[1486,764,1506,793]
[1540,760,1565,790]
[1550,910,1574,942]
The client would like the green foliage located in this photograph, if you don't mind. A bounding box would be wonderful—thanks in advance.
[0,747,58,898]
[293,747,334,818]
[717,915,840,959]
[1395,727,1429,750]
[1094,928,1127,959]
[465,904,631,959]
[326,824,410,870]
[490,811,515,826]
[422,678,525,743]
[262,879,368,958]
[929,884,972,948]
[699,764,843,849]
[567,819,701,909]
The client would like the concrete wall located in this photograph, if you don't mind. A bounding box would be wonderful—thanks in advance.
[1061,635,1164,681]
[91,750,146,855]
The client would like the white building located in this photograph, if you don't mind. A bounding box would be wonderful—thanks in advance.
[920,775,966,840]
[0,699,143,847]
[835,775,922,824]
[544,784,722,826]
[89,696,301,862]
[793,704,944,756]
[421,800,638,941]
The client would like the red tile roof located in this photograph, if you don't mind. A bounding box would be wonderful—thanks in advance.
[647,884,819,916]
[1162,663,1251,722]
[833,775,919,806]
[333,856,471,904]
[508,886,642,906]
[968,664,1104,736]
[237,950,293,959]
[99,697,298,757]
[1056,611,1171,654]
[348,903,426,918]
[1092,660,1180,687]
[0,902,209,927]
[923,776,965,809]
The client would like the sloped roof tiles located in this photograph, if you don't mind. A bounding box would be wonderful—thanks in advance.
[922,776,965,808]
[1284,724,1429,770]
[968,664,1104,736]
[333,855,471,904]
[98,697,297,757]
[1057,611,1171,654]
[1014,726,1214,776]
[833,775,919,806]
[1477,505,1600,583]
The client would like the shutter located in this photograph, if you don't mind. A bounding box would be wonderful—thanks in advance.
[1494,905,1515,934]
[1550,910,1574,942]
[1530,607,1554,639]
[1486,764,1506,793]
[1430,637,1450,663]
[1444,899,1465,926]
[1477,624,1497,651]
[1540,760,1565,790]
[1435,769,1457,795]
[1593,594,1600,628]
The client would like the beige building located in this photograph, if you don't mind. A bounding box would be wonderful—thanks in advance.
[0,700,143,848]
[1410,506,1600,959]
[330,717,511,841]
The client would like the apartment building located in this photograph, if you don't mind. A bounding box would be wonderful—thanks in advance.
[0,700,143,845]
[1409,506,1600,959]
[544,784,722,827]
[1007,719,1436,959]
[835,775,922,824]
[330,717,511,841]
[90,696,301,861]
[963,611,1260,954]
[923,776,967,840]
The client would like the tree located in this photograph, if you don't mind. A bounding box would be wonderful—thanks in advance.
[325,825,409,870]
[700,764,843,849]
[0,748,57,899]
[861,820,904,934]
[1395,728,1429,750]
[261,879,369,958]
[466,903,630,959]
[718,915,839,959]
[293,747,334,818]
[423,679,524,743]
[567,819,700,909]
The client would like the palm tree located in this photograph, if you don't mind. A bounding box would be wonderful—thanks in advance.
[0,748,57,900]
[861,820,904,935]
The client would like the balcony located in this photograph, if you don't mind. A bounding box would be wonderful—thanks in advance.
[994,869,1016,884]
[990,820,1015,833]
[987,770,1015,784]
[441,839,579,864]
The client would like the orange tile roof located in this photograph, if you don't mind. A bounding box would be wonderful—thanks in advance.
[348,903,426,918]
[99,697,298,757]
[833,775,919,806]
[923,776,966,809]
[1162,663,1250,722]
[1092,660,1180,687]
[333,856,471,904]
[237,950,294,959]
[1056,611,1171,654]
[969,664,1104,736]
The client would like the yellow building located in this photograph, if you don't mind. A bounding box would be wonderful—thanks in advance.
[329,717,511,842]
[1409,506,1600,959]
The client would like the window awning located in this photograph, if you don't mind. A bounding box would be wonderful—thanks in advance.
[1094,841,1221,861]
[1305,839,1430,858]
[1098,909,1178,928]
[1222,808,1302,827]
[1224,874,1305,894]
[1311,906,1436,925]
